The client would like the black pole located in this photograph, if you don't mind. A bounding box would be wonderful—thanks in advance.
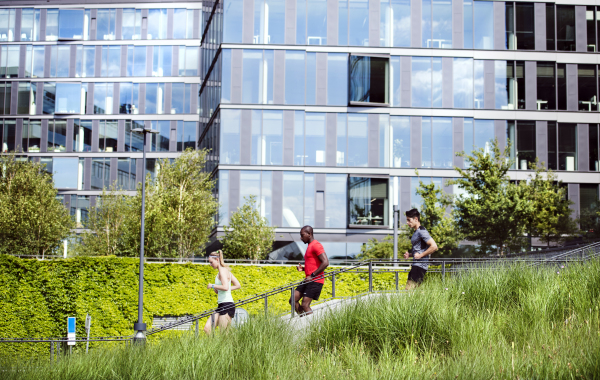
[332,273,336,298]
[134,131,148,343]
[368,261,373,292]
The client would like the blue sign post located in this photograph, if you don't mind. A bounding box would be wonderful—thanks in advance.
[67,317,76,346]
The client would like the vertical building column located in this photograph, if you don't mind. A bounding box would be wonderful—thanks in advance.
[86,83,95,115]
[285,0,296,44]
[484,60,495,109]
[326,113,337,167]
[316,53,327,106]
[164,82,172,114]
[10,83,17,115]
[240,109,252,165]
[493,1,505,50]
[327,0,339,45]
[138,83,146,114]
[400,177,411,220]
[14,8,21,42]
[169,121,177,152]
[231,50,243,104]
[369,0,379,47]
[140,9,148,40]
[84,157,92,191]
[568,183,580,220]
[452,0,464,49]
[242,0,255,44]
[534,3,546,51]
[272,171,284,227]
[411,0,421,47]
[283,110,295,166]
[368,114,379,167]
[43,46,51,77]
[69,45,77,78]
[315,173,326,229]
[15,119,22,151]
[40,120,48,153]
[35,82,43,115]
[91,120,99,152]
[90,9,97,41]
[110,157,118,186]
[566,64,578,111]
[94,46,102,77]
[495,120,507,152]
[525,61,537,110]
[117,119,125,152]
[116,9,123,40]
[453,118,464,169]
[400,56,411,107]
[39,9,47,41]
[535,121,548,167]
[273,50,285,104]
[442,57,453,109]
[410,116,421,168]
[575,6,587,52]
[113,83,120,114]
[166,9,174,40]
[578,123,589,171]
[66,119,74,152]
[18,45,26,78]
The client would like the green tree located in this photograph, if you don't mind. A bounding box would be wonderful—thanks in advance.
[74,186,132,256]
[358,235,412,260]
[125,149,219,258]
[523,161,577,247]
[0,154,74,257]
[450,140,529,254]
[222,195,275,260]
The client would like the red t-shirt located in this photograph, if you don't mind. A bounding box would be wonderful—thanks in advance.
[304,240,326,284]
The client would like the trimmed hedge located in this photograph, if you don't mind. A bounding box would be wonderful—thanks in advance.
[0,255,407,357]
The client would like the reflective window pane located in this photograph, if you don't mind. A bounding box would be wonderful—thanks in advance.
[515,121,536,170]
[347,113,368,167]
[285,51,305,105]
[304,173,315,226]
[590,125,599,171]
[516,3,534,50]
[122,9,141,40]
[223,0,244,43]
[294,111,304,166]
[46,9,59,41]
[546,4,555,50]
[97,9,116,40]
[557,6,576,51]
[327,53,348,106]
[152,45,172,77]
[55,83,81,114]
[254,0,285,44]
[558,124,577,171]
[325,174,347,228]
[221,49,231,103]
[305,113,326,166]
[349,55,389,104]
[432,0,452,48]
[336,113,347,166]
[219,170,229,225]
[173,9,188,40]
[307,0,327,45]
[283,172,304,227]
[391,116,410,167]
[349,0,369,46]
[58,9,84,39]
[262,110,283,165]
[133,46,146,76]
[349,177,388,226]
[464,0,473,48]
[537,62,556,110]
[432,117,452,168]
[412,57,431,108]
[52,157,78,189]
[220,109,241,164]
[578,65,597,111]
[474,1,493,49]
[453,58,473,108]
[147,9,167,40]
[74,119,92,152]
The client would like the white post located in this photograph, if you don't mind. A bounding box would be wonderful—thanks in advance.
[63,240,68,258]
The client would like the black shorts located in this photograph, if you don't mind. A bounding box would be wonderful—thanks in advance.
[295,281,324,301]
[408,266,427,283]
[216,302,235,318]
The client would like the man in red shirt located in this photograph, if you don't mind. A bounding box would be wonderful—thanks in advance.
[290,225,329,316]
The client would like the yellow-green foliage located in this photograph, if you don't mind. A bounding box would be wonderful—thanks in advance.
[0,255,406,357]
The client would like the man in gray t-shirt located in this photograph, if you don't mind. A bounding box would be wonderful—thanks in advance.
[403,208,438,290]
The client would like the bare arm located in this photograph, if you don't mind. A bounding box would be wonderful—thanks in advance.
[230,272,241,291]
[414,239,438,259]
[207,267,231,291]
[306,252,329,282]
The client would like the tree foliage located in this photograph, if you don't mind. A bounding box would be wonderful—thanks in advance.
[222,195,275,260]
[450,140,530,254]
[0,154,74,257]
[358,235,412,260]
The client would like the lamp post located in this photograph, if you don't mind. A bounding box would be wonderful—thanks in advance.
[132,126,159,344]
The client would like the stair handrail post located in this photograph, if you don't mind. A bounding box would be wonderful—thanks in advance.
[368,261,373,292]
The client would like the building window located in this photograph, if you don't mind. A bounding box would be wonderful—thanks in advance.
[131,46,147,77]
[91,157,110,190]
[71,195,89,228]
[495,61,523,110]
[31,46,44,78]
[325,174,347,228]
[117,158,136,191]
[336,113,346,166]
[55,83,82,114]
[97,9,117,41]
[547,121,557,170]
[0,82,11,115]
[93,83,114,114]
[220,109,240,165]
[58,9,84,40]
[124,120,144,152]
[218,170,229,225]
[47,120,67,152]
[391,116,410,167]
[304,173,315,226]
[242,49,273,104]
[347,113,368,167]
[536,62,555,110]
[283,171,304,227]
[546,4,555,50]
[474,60,484,108]
[590,124,599,171]
[464,0,473,48]
[587,7,596,52]
[348,177,389,227]
[293,111,305,165]
[20,9,40,42]
[74,119,92,152]
[1,45,19,78]
[145,83,165,114]
[379,114,390,167]
[558,124,577,171]
[453,58,474,108]
[349,55,389,105]
[52,157,79,189]
[147,9,167,40]
[151,120,170,152]
[556,5,576,51]
[284,51,305,105]
[17,82,31,115]
[21,120,40,152]
[1,119,15,152]
[297,0,326,45]
[580,184,599,231]
[176,121,196,151]
[380,0,411,47]
[338,0,369,47]
[422,117,453,168]
[239,170,272,225]
[509,2,535,50]
[152,46,172,77]
[464,118,494,162]
[98,120,118,152]
[422,0,452,48]
[253,0,285,44]
[101,46,121,77]
[327,53,348,106]
[122,9,142,40]
[578,65,597,111]
[262,110,283,165]
[508,121,536,170]
[474,1,494,49]
[305,113,326,166]
[412,57,432,108]
[76,45,95,78]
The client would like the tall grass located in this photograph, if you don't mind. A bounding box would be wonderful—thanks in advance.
[3,260,600,379]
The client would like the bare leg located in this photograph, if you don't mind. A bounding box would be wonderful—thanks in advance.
[289,290,303,315]
[217,314,232,330]
[203,313,217,335]
[300,296,314,316]
[405,280,419,290]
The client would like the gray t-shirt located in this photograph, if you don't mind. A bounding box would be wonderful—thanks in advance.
[411,226,432,270]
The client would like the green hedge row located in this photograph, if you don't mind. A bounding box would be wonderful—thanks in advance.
[0,255,407,357]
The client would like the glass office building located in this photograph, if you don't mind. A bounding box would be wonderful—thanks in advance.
[0,1,202,229]
[199,0,600,258]
[1,1,599,257]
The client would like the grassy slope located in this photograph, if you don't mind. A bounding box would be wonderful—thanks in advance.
[2,260,600,379]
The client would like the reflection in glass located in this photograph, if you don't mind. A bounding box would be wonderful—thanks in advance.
[55,83,81,114]
[473,119,494,155]
[221,49,231,103]
[119,82,133,114]
[58,10,83,39]
[464,0,473,48]
[432,58,442,108]
[25,120,41,152]
[117,158,134,190]
[171,83,184,114]
[307,0,327,45]
[412,57,431,108]
[349,55,389,104]
[348,0,369,46]
[391,116,410,167]
[52,158,78,189]
[432,117,453,168]
[283,172,304,227]
[254,0,285,44]
[285,51,305,105]
[251,110,262,165]
[148,9,167,40]
[99,120,118,152]
[578,65,597,111]
[173,9,189,40]
[74,119,92,152]
[474,1,493,49]
[153,120,170,152]
[133,46,146,76]
[21,9,35,42]
[305,113,326,166]
[239,171,260,209]
[122,9,142,40]
[262,110,283,165]
[261,171,272,224]
[495,61,515,110]
[558,124,577,171]
[326,174,347,228]
[432,0,453,48]
[242,50,263,104]
[152,45,172,77]
[379,114,390,167]
[31,46,44,77]
[505,2,514,49]
[294,111,304,165]
[348,113,368,167]
[380,0,410,47]
[219,170,229,225]
[513,121,536,170]
[91,158,110,190]
[94,83,113,114]
[587,7,596,52]
[46,9,59,41]
[125,120,144,152]
[537,63,556,110]
[516,61,525,109]
[306,53,316,105]
[327,53,348,105]
[17,82,30,115]
[390,56,400,106]
[547,121,557,170]
[349,177,388,226]
[515,3,534,49]
[454,58,473,108]
[304,173,315,226]
[1,45,20,78]
[220,109,240,164]
[145,83,165,114]
[97,9,116,40]
[422,0,432,47]
[590,125,599,171]
[557,6,576,51]
[42,82,55,115]
[337,114,347,166]
[223,0,244,43]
